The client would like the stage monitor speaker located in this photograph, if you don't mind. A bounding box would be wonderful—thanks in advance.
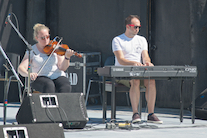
[0,123,64,138]
[16,93,88,129]
[195,88,207,119]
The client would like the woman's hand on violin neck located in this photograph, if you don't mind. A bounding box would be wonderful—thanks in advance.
[65,49,74,59]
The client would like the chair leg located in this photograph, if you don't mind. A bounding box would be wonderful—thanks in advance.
[125,92,130,106]
[9,76,23,103]
[22,87,28,101]
[98,82,102,104]
[18,81,23,103]
[138,92,143,118]
[85,79,92,106]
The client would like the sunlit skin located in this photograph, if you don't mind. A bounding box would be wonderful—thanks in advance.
[18,29,74,81]
[113,17,157,115]
[125,18,141,38]
[114,18,153,67]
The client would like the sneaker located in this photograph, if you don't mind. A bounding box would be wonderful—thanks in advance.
[132,113,141,123]
[147,113,163,124]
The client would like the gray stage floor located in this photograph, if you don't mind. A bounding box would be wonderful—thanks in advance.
[1,103,207,138]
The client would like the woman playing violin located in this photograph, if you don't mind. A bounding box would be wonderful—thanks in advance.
[18,23,73,93]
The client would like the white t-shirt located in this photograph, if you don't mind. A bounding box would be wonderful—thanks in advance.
[26,44,66,79]
[112,33,148,66]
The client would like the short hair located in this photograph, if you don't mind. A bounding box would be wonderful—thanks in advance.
[125,15,140,25]
[33,23,50,41]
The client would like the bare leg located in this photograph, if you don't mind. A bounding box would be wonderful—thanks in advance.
[144,79,156,113]
[129,79,140,114]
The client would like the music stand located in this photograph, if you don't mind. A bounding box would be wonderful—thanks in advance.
[0,42,24,125]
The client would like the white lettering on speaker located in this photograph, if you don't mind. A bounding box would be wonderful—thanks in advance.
[69,73,78,85]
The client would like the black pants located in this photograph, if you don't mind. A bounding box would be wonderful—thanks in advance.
[31,76,71,93]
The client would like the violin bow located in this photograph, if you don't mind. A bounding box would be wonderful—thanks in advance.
[37,37,63,75]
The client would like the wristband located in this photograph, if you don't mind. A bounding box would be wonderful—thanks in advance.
[65,57,70,60]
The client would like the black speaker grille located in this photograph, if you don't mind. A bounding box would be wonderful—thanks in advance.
[16,93,88,129]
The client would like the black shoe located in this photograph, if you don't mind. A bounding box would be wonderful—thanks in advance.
[132,113,141,123]
[147,113,163,124]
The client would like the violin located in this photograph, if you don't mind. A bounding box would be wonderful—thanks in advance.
[43,40,82,58]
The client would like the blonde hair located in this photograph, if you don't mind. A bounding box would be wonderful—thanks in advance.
[33,23,50,41]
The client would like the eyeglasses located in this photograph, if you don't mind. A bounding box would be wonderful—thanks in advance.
[39,35,50,40]
[128,24,141,29]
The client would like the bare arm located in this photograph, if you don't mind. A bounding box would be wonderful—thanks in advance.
[114,50,143,66]
[18,54,29,77]
[57,48,74,71]
[18,53,38,80]
[141,50,154,66]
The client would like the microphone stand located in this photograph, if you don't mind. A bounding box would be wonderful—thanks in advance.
[0,43,24,125]
[7,13,34,96]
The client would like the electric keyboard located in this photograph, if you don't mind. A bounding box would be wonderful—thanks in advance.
[98,65,197,124]
[97,65,197,78]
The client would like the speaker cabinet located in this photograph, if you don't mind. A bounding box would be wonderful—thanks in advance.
[16,93,88,129]
[0,123,64,138]
[195,88,207,119]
